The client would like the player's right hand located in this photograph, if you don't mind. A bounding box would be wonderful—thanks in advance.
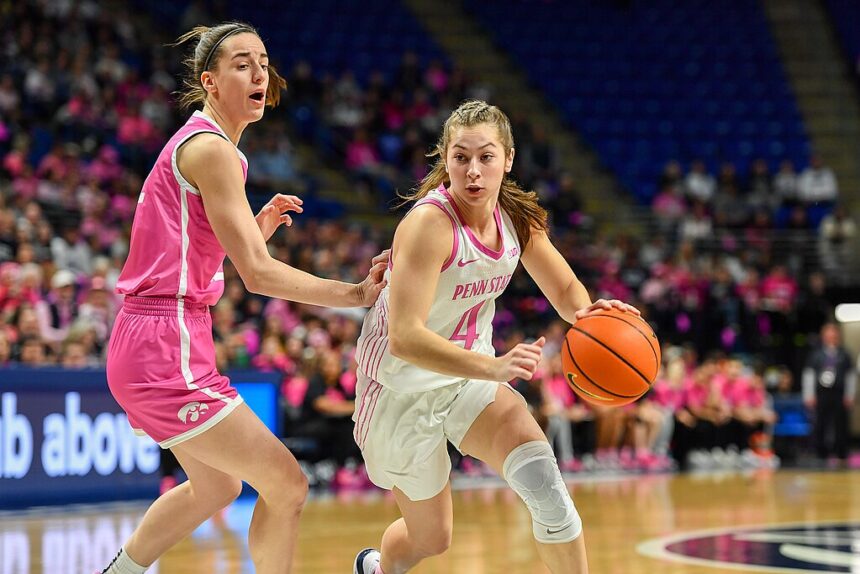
[355,249,390,307]
[492,337,545,382]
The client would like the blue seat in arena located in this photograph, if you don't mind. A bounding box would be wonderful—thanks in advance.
[139,0,448,87]
[772,396,811,437]
[463,0,810,203]
[826,0,860,68]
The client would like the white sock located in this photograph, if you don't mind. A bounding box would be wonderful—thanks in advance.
[102,548,147,574]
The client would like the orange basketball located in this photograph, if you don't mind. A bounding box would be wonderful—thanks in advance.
[562,308,661,407]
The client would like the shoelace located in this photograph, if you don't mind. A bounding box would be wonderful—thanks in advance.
[101,549,121,573]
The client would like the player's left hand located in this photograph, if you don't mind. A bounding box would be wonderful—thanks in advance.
[255,194,304,241]
[355,249,390,307]
[574,298,641,321]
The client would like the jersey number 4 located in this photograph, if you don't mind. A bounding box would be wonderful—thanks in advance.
[449,301,486,350]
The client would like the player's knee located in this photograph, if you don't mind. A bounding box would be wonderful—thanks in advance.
[503,440,583,544]
[281,470,309,511]
[189,475,243,511]
[415,525,452,557]
[258,454,308,511]
[216,477,244,508]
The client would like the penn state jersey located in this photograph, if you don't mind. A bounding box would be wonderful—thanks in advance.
[356,184,521,392]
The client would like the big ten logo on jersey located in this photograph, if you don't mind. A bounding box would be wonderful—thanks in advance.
[508,246,519,258]
[639,522,860,572]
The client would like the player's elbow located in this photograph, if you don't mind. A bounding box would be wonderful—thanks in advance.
[388,334,408,359]
[388,326,416,360]
[237,261,268,295]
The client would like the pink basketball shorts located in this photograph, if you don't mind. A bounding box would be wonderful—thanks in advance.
[106,296,243,448]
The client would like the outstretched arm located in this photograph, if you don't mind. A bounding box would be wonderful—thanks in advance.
[180,134,386,308]
[520,229,639,323]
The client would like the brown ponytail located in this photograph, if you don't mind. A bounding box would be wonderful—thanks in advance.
[172,22,287,111]
[400,100,548,248]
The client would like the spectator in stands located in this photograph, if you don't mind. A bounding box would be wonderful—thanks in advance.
[760,264,798,314]
[50,225,92,276]
[818,204,856,271]
[648,351,687,464]
[795,272,833,344]
[395,51,422,92]
[78,276,115,344]
[651,183,686,236]
[658,160,683,191]
[546,172,583,228]
[542,355,591,471]
[713,183,749,228]
[797,155,838,206]
[330,71,364,128]
[803,323,856,464]
[773,159,799,206]
[247,131,299,189]
[745,158,778,213]
[61,340,92,368]
[684,159,716,204]
[0,209,18,262]
[35,268,78,346]
[521,125,558,183]
[292,349,363,483]
[0,329,11,366]
[718,359,775,450]
[675,358,732,467]
[345,128,382,172]
[18,335,49,366]
[0,74,19,115]
[717,162,739,191]
[679,201,713,243]
[424,59,449,94]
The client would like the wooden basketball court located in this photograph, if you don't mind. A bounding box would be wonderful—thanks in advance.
[3,470,859,573]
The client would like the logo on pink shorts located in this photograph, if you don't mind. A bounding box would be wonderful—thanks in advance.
[178,402,210,424]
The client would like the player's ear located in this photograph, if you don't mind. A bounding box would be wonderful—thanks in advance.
[505,147,515,173]
[201,71,217,95]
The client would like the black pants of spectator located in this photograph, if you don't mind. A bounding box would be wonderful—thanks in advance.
[814,396,849,460]
[672,419,698,468]
[727,419,766,450]
[672,418,732,467]
[292,416,362,465]
[573,419,597,455]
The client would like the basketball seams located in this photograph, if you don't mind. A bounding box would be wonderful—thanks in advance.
[563,337,643,399]
[591,313,661,368]
[570,326,654,387]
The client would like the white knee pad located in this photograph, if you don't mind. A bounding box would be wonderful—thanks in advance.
[502,440,582,544]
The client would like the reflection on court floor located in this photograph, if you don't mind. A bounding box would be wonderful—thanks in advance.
[2,470,860,573]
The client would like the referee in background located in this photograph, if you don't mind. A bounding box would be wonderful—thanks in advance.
[803,323,857,464]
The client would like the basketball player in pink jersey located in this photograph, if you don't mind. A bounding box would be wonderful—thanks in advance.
[99,23,388,574]
[351,100,638,574]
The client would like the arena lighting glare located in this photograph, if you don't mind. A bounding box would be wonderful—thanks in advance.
[834,304,860,323]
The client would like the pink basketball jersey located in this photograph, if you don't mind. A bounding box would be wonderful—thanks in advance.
[116,111,248,306]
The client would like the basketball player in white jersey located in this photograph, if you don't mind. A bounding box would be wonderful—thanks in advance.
[352,100,638,574]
